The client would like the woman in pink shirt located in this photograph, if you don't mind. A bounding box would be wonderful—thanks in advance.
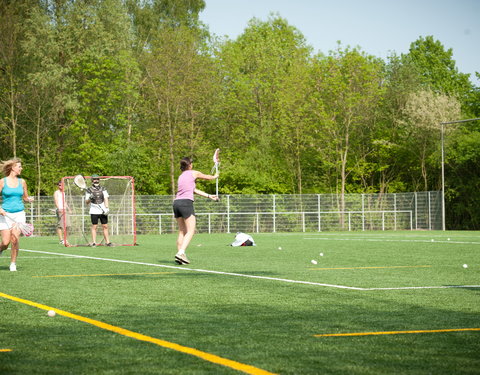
[173,157,218,265]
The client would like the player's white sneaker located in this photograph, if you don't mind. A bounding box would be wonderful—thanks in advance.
[10,263,17,272]
[175,253,190,265]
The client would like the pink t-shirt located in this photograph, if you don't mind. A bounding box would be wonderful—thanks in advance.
[175,170,196,201]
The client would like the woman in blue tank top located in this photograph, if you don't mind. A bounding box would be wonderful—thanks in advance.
[0,158,34,272]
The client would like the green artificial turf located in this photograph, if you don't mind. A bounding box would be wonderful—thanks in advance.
[1,231,479,374]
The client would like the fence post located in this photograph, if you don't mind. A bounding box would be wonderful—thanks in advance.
[272,194,276,233]
[317,194,321,232]
[414,192,418,230]
[30,201,34,225]
[227,195,230,233]
[428,192,432,230]
[82,198,85,234]
[394,193,397,230]
[362,193,365,231]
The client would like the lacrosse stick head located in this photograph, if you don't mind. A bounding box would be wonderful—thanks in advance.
[212,148,220,165]
[73,174,87,190]
[19,222,34,237]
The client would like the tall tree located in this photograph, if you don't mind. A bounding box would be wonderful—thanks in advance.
[309,45,384,217]
[446,119,480,229]
[217,15,312,193]
[400,89,461,191]
[57,0,141,176]
[141,24,220,194]
[0,0,37,159]
[404,36,472,108]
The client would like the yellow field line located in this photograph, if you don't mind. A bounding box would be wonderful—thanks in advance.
[310,265,431,270]
[0,349,12,352]
[315,328,480,337]
[32,272,175,278]
[0,292,276,375]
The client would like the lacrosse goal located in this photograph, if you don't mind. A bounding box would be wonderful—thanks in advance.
[61,176,136,246]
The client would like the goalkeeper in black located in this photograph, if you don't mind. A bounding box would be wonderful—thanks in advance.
[85,174,112,247]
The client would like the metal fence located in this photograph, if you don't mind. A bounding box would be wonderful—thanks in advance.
[23,191,442,236]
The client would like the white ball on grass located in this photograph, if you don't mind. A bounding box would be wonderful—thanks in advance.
[463,264,468,269]
[319,253,324,256]
[311,260,317,265]
[47,310,56,317]
[278,246,282,250]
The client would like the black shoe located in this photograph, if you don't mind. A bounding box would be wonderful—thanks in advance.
[106,243,114,247]
[90,243,96,247]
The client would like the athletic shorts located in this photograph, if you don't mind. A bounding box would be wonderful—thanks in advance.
[0,211,26,231]
[90,214,108,225]
[56,209,71,229]
[173,199,195,219]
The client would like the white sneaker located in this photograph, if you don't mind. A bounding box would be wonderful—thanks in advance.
[175,253,190,265]
[10,263,17,272]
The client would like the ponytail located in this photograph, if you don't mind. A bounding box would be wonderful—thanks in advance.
[180,157,192,171]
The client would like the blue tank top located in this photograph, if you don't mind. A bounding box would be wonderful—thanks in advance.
[2,177,25,213]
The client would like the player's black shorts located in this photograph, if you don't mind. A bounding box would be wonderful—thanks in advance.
[91,214,108,225]
[173,199,195,219]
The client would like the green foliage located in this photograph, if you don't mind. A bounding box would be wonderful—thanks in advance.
[403,36,473,108]
[1,3,479,227]
[445,126,480,229]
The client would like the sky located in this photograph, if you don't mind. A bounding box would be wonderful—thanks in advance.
[199,0,480,85]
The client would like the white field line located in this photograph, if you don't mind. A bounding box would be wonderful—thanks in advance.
[13,256,79,259]
[304,237,480,245]
[274,232,480,240]
[20,249,480,291]
[365,285,480,291]
[20,249,365,290]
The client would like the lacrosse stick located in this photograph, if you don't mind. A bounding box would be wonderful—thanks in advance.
[211,148,220,199]
[3,213,34,237]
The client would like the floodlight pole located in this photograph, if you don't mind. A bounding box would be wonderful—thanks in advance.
[440,118,480,231]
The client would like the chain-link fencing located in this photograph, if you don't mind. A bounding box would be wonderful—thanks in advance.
[22,191,442,236]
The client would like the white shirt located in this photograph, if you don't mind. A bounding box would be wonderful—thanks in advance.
[54,189,65,210]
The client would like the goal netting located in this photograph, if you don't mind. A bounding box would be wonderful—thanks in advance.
[61,176,136,246]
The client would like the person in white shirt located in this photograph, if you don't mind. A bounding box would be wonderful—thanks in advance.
[53,180,70,245]
[85,175,112,247]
